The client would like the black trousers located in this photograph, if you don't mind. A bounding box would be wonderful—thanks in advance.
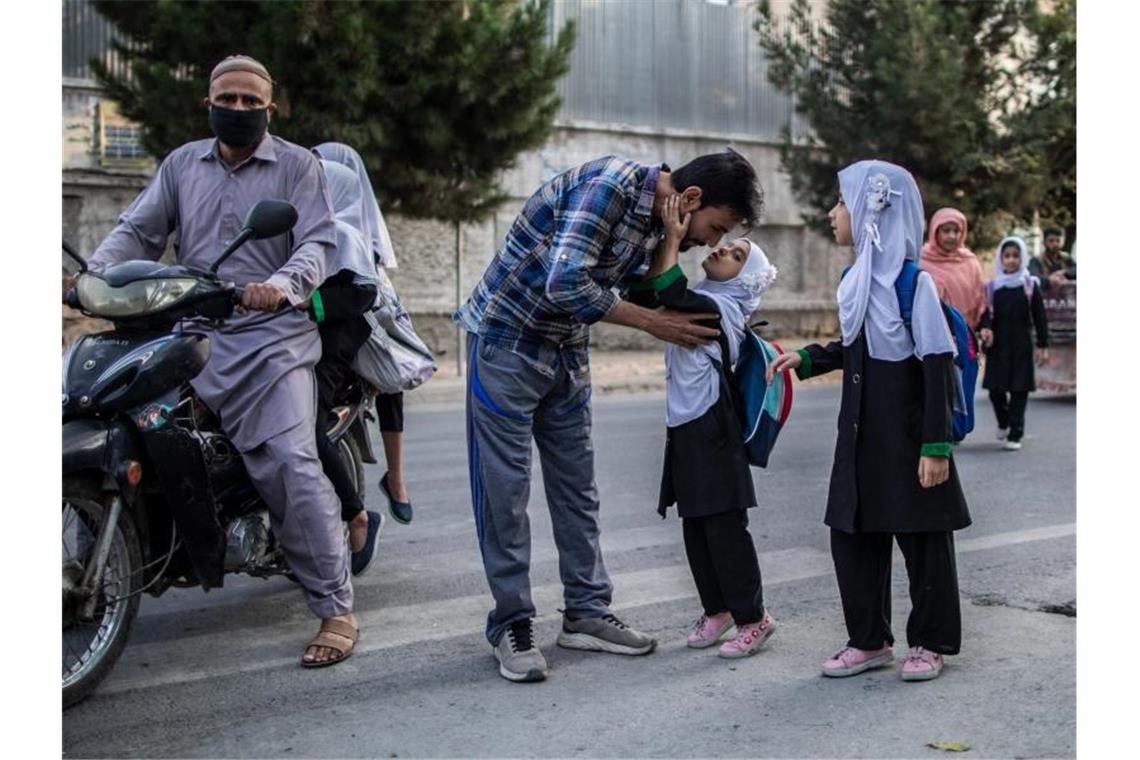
[989,389,1029,442]
[313,275,377,523]
[315,357,365,522]
[375,392,404,433]
[830,529,961,655]
[316,364,405,522]
[316,387,405,522]
[682,510,764,625]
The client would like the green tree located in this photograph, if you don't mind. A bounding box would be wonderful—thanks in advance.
[91,0,576,223]
[755,0,1056,250]
[1014,0,1076,239]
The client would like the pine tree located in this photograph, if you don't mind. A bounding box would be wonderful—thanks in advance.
[91,0,576,223]
[755,0,1059,247]
[1014,0,1076,238]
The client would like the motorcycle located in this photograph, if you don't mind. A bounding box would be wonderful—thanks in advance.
[61,200,378,708]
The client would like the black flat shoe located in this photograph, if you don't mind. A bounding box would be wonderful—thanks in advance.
[380,472,413,525]
[350,511,384,577]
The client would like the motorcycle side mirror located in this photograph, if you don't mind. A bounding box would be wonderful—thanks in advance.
[211,200,298,274]
[63,241,88,274]
[244,199,298,240]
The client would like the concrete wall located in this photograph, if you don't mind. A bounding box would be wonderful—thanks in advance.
[62,106,846,355]
[380,122,846,355]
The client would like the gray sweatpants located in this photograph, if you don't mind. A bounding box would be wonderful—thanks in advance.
[465,334,613,645]
[239,371,353,619]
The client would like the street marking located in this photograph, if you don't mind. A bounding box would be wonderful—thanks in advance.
[956,522,1075,552]
[97,522,1074,696]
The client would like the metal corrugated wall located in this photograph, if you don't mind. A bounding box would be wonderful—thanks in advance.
[65,0,810,139]
[62,0,133,82]
[550,0,809,140]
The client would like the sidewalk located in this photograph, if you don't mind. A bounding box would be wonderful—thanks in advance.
[406,338,841,408]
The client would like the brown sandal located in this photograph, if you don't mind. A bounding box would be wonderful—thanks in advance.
[301,619,358,668]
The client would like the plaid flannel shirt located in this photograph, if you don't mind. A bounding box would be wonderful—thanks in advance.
[454,156,664,378]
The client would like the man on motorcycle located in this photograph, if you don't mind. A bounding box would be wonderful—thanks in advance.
[66,55,359,668]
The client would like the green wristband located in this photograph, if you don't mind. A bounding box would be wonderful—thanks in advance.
[795,348,813,380]
[311,288,326,323]
[630,264,684,292]
[921,442,952,458]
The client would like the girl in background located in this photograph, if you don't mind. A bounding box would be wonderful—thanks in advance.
[920,207,992,348]
[982,236,1050,451]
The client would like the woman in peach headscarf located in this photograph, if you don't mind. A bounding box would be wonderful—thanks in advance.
[920,208,992,347]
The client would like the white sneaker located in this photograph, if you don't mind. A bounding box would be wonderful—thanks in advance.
[996,428,1008,441]
[1003,439,1022,451]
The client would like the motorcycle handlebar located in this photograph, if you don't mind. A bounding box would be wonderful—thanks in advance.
[231,285,306,315]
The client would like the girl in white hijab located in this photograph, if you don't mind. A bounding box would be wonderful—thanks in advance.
[313,142,397,269]
[320,159,381,287]
[628,195,778,660]
[981,236,1050,451]
[768,160,971,683]
[313,142,417,530]
[310,159,387,577]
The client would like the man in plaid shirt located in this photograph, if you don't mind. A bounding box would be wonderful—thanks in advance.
[454,150,763,682]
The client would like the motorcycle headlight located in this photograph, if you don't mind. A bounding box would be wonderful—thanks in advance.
[76,275,198,318]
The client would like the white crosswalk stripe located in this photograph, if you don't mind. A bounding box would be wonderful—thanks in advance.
[98,522,1075,696]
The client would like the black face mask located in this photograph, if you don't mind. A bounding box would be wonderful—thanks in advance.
[208,106,269,148]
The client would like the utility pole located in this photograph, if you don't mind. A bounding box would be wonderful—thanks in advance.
[455,221,465,378]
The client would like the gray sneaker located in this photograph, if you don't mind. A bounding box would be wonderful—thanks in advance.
[493,619,548,682]
[556,613,657,655]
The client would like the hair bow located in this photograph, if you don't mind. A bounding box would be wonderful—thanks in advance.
[865,173,902,214]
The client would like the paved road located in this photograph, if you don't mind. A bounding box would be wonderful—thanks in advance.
[63,385,1076,758]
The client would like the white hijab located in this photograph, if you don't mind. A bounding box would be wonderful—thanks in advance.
[836,160,956,361]
[991,235,1038,293]
[665,240,778,428]
[320,159,379,286]
[313,142,398,269]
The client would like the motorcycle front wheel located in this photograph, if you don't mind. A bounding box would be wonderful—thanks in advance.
[62,476,142,709]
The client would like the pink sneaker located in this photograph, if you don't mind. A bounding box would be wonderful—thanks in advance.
[900,646,944,681]
[718,612,776,659]
[821,644,894,677]
[686,611,733,649]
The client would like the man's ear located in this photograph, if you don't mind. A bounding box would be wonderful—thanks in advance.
[680,186,702,213]
[202,96,212,110]
[267,101,277,121]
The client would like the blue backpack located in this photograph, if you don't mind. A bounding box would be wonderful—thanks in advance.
[720,325,795,468]
[843,261,978,442]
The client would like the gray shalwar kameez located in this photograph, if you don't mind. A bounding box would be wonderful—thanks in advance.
[87,133,353,618]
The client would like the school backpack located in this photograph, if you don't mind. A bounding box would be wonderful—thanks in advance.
[720,325,795,468]
[898,261,978,441]
[842,261,977,442]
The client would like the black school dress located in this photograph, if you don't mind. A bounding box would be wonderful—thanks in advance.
[627,274,756,519]
[798,336,971,534]
[982,283,1049,393]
